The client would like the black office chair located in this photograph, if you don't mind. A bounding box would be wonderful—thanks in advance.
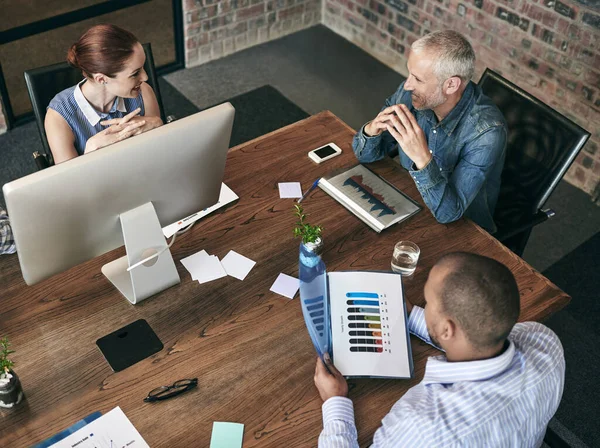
[478,69,590,256]
[24,42,167,167]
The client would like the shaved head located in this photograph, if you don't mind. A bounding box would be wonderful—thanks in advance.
[435,252,520,349]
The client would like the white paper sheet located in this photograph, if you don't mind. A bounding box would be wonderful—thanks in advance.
[221,250,256,280]
[196,255,227,284]
[270,273,300,299]
[328,271,411,378]
[278,182,303,198]
[49,407,149,448]
[180,250,209,280]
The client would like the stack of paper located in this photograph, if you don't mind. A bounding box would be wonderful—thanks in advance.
[180,250,256,285]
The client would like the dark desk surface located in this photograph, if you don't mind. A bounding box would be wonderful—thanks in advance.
[0,112,570,447]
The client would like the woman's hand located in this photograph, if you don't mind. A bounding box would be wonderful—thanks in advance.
[100,107,162,135]
[84,118,145,154]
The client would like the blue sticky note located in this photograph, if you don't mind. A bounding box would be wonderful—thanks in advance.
[210,422,244,448]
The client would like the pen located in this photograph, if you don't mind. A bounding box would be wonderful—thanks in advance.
[297,178,321,203]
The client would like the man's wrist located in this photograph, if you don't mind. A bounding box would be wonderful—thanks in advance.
[363,121,381,137]
[413,151,433,170]
[322,396,355,425]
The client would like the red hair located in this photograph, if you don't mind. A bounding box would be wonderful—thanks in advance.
[67,24,139,78]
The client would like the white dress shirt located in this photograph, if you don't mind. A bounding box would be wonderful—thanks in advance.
[318,306,565,447]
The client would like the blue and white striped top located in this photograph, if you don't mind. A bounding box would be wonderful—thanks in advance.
[47,79,145,155]
[319,306,565,448]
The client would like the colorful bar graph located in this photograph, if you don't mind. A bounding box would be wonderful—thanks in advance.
[346,299,379,306]
[347,307,380,314]
[350,346,383,353]
[349,338,382,345]
[348,315,380,321]
[348,323,381,329]
[346,292,379,299]
[345,290,387,355]
[349,330,382,337]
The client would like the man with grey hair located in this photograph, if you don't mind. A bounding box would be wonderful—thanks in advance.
[353,30,507,233]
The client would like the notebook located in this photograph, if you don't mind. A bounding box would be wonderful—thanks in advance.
[318,164,421,232]
[299,244,413,378]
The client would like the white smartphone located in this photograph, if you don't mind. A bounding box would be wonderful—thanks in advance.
[308,143,342,164]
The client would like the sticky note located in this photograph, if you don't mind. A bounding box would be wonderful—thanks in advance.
[196,255,227,284]
[180,250,209,280]
[278,182,303,198]
[221,250,256,281]
[270,273,300,299]
[210,422,244,448]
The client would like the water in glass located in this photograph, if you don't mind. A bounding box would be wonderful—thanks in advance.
[391,242,419,276]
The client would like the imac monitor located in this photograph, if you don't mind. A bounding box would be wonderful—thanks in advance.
[3,103,235,301]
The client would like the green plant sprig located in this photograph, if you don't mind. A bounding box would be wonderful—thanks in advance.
[0,337,15,375]
[293,204,323,244]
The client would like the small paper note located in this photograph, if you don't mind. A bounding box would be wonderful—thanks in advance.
[196,255,227,284]
[210,422,244,448]
[180,250,209,280]
[278,182,303,198]
[221,250,256,281]
[270,273,300,299]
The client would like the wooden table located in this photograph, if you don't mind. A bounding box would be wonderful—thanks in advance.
[0,112,570,447]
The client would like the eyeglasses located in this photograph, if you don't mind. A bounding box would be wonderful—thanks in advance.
[143,378,198,403]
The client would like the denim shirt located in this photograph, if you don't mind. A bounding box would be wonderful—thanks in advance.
[352,81,507,233]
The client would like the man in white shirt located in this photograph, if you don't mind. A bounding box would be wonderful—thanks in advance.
[314,252,565,447]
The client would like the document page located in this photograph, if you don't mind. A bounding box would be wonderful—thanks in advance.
[49,407,149,448]
[328,271,412,378]
[319,165,421,232]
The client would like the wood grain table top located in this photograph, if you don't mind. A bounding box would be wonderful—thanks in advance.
[0,111,570,447]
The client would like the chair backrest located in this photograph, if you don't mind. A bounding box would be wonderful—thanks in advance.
[24,43,166,158]
[478,69,590,232]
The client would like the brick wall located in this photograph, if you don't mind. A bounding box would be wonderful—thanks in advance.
[183,0,322,67]
[322,0,600,197]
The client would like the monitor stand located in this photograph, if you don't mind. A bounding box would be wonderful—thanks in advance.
[101,202,180,304]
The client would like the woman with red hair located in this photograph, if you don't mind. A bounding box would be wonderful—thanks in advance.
[45,24,163,163]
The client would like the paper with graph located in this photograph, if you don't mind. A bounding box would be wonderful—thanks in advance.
[328,271,413,378]
[318,164,421,232]
[48,407,149,448]
[299,261,413,378]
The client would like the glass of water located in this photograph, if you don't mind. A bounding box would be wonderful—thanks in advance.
[391,241,420,276]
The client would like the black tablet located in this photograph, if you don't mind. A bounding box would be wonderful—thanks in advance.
[96,319,163,372]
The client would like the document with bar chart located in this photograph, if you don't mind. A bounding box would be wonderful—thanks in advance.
[300,250,413,379]
[318,164,421,233]
[327,271,412,378]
